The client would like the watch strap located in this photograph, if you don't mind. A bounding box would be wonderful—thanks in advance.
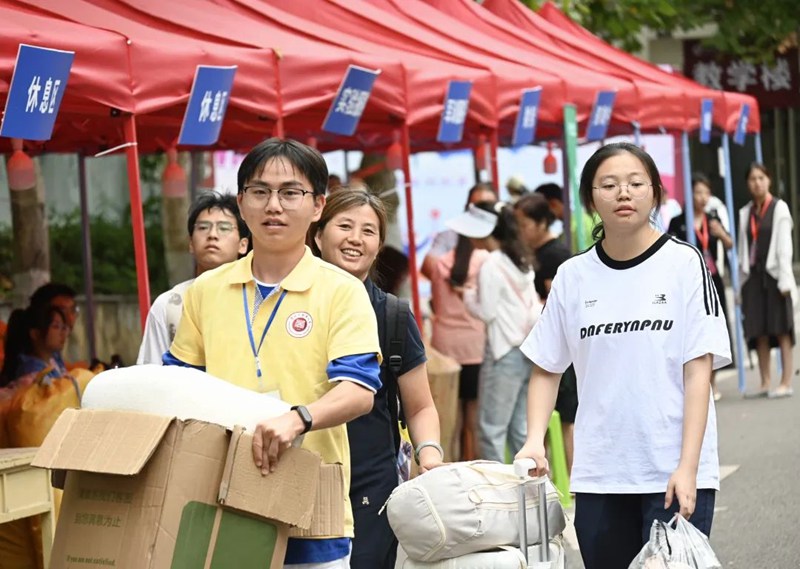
[290,405,312,434]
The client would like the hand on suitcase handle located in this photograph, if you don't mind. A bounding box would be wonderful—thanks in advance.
[513,441,550,477]
[513,458,538,477]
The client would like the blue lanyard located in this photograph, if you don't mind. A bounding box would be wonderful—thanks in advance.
[242,284,288,378]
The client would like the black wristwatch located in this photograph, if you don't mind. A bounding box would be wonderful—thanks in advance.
[291,405,313,434]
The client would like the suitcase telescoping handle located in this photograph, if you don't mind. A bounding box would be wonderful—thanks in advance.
[513,458,551,566]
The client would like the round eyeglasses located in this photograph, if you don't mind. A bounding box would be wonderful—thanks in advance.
[592,182,652,202]
[193,221,236,235]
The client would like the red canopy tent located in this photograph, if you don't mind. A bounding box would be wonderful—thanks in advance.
[214,0,506,152]
[423,0,700,134]
[370,0,647,138]
[487,0,760,134]
[87,0,415,150]
[5,0,409,151]
[161,0,517,316]
[254,0,565,196]
[0,5,137,153]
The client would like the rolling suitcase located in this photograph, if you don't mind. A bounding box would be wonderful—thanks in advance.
[395,459,565,569]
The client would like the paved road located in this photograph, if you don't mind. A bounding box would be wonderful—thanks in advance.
[563,357,800,569]
[711,362,800,568]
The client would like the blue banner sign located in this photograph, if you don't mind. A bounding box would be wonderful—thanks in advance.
[733,103,750,146]
[178,65,237,146]
[322,65,380,136]
[699,98,714,144]
[586,90,616,141]
[512,87,542,147]
[437,80,472,143]
[0,44,75,141]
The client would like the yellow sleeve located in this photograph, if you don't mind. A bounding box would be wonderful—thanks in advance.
[168,281,206,366]
[327,279,382,364]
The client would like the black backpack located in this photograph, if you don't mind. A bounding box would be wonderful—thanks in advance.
[382,293,409,453]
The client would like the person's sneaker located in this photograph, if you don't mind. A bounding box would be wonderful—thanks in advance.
[768,387,794,399]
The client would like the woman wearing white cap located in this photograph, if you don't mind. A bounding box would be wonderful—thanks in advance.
[447,201,541,462]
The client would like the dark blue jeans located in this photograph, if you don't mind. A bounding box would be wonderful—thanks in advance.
[574,490,716,569]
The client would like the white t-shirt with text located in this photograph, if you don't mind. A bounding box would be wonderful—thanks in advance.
[521,235,731,494]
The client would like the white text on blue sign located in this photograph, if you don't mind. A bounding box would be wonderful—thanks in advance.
[592,105,612,127]
[335,88,371,118]
[25,76,62,115]
[443,99,469,125]
[198,90,229,123]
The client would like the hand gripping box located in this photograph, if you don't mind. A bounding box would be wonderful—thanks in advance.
[32,408,344,569]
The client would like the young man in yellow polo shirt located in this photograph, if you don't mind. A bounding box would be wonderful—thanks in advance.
[165,138,381,568]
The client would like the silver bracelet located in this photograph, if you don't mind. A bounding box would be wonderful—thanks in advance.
[414,441,444,465]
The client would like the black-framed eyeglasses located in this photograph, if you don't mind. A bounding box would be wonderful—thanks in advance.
[242,186,313,209]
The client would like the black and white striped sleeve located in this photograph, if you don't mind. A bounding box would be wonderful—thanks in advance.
[682,247,732,370]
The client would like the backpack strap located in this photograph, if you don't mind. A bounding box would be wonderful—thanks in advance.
[383,293,410,449]
[385,294,409,376]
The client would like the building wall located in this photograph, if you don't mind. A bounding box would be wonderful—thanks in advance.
[640,33,800,249]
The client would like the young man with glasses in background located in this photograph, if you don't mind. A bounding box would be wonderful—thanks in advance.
[166,138,381,568]
[137,192,249,364]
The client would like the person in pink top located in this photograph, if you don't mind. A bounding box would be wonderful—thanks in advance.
[426,183,497,460]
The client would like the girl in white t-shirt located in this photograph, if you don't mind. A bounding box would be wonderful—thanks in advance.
[516,143,731,569]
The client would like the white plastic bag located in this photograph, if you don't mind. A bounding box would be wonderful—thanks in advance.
[628,515,721,569]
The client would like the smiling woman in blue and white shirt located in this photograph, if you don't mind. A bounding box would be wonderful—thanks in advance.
[516,143,731,569]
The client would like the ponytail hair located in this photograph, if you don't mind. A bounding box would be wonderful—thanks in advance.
[472,201,530,272]
[1,309,31,387]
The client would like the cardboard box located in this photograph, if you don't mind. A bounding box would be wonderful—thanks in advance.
[32,409,344,569]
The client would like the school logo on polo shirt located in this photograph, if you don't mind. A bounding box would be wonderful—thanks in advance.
[286,312,313,338]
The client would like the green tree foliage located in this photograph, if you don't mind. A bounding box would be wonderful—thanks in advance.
[48,196,168,297]
[1,154,170,302]
[520,0,798,62]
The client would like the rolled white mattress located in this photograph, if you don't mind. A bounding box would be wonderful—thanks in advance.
[82,364,290,434]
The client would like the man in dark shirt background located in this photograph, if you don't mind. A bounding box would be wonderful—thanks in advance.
[514,192,578,476]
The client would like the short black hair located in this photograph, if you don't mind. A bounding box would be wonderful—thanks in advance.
[691,172,711,189]
[745,162,771,181]
[534,183,563,203]
[29,283,76,310]
[187,191,249,240]
[237,138,328,197]
[515,193,555,226]
[465,182,496,209]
